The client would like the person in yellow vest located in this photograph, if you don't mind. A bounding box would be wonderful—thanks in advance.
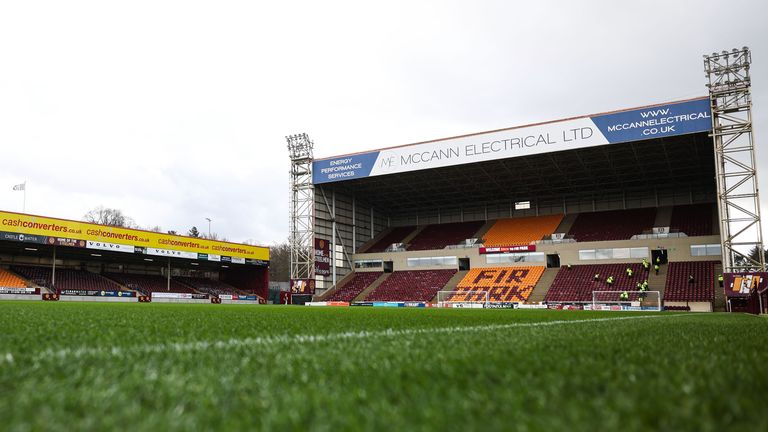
[620,291,629,301]
[654,264,660,275]
[606,276,615,287]
[718,274,724,288]
[626,268,634,278]
[642,258,650,271]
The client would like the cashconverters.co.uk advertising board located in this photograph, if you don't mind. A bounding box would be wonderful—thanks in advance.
[312,98,712,184]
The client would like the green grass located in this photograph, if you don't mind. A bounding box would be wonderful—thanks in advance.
[0,302,766,431]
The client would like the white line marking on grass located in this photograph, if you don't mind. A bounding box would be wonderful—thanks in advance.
[2,314,682,366]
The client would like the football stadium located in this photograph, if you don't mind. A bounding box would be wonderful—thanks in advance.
[2,48,768,430]
[299,49,767,315]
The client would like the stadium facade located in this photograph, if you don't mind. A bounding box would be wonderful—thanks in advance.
[289,48,767,312]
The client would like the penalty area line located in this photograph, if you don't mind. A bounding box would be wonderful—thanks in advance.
[2,314,682,366]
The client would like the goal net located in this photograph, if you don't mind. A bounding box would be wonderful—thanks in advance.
[437,290,490,308]
[591,290,662,311]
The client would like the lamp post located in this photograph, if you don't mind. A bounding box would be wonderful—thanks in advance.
[205,218,212,237]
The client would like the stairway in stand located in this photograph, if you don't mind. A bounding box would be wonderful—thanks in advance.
[352,273,391,302]
[526,267,559,303]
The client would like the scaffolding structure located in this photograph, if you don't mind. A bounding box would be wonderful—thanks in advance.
[704,47,765,272]
[287,133,315,283]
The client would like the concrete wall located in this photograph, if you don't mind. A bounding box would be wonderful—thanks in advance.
[351,235,722,273]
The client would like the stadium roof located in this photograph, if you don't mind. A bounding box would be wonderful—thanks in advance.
[313,97,716,213]
[0,210,269,265]
[319,132,715,213]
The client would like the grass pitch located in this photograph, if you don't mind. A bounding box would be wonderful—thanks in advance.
[0,302,766,431]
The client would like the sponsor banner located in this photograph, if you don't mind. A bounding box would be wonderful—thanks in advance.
[47,237,86,248]
[146,248,198,259]
[372,302,404,307]
[484,302,516,309]
[0,287,40,294]
[60,289,135,297]
[231,257,245,264]
[221,256,232,263]
[0,231,48,244]
[313,240,330,276]
[151,292,209,299]
[0,210,269,260]
[207,254,221,262]
[479,245,536,254]
[314,238,331,276]
[306,301,350,307]
[306,301,328,306]
[86,240,135,254]
[446,302,485,309]
[236,295,258,301]
[351,302,374,307]
[219,294,234,300]
[516,304,548,309]
[290,279,315,295]
[152,292,193,299]
[197,253,208,260]
[403,302,428,308]
[246,259,269,266]
[724,272,768,297]
[313,98,712,184]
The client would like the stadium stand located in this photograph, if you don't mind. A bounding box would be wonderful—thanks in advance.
[483,215,564,246]
[544,263,646,302]
[365,269,456,302]
[326,272,382,302]
[567,208,656,242]
[11,265,125,292]
[174,276,240,296]
[0,268,27,288]
[451,266,545,302]
[365,226,416,253]
[663,261,717,302]
[407,221,485,251]
[104,273,195,295]
[670,203,714,237]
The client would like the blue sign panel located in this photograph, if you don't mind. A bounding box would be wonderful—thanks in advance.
[312,151,380,184]
[591,98,711,144]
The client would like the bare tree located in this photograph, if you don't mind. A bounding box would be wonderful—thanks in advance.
[269,240,290,282]
[201,232,228,242]
[188,226,200,238]
[83,206,136,228]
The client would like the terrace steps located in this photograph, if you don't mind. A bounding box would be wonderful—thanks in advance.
[472,221,496,243]
[554,213,578,235]
[654,206,673,228]
[352,273,390,302]
[645,263,665,299]
[526,267,559,303]
[317,271,356,301]
[401,226,426,246]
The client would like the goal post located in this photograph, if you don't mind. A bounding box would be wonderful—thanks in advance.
[591,290,662,311]
[437,290,490,308]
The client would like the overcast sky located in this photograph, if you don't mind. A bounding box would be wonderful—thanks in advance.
[1,1,767,246]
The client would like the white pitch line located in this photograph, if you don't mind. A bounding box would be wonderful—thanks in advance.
[2,314,681,366]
